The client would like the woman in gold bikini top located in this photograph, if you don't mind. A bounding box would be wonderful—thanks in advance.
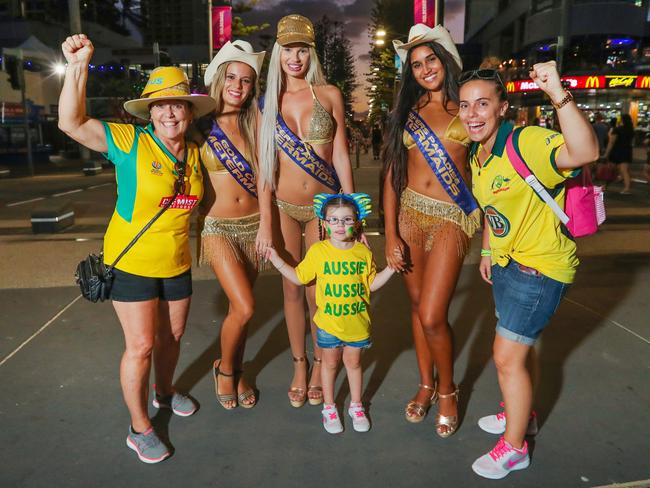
[382,24,479,439]
[256,14,356,410]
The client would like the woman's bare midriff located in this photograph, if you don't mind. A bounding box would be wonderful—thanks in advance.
[202,172,259,218]
[275,143,336,205]
[406,139,469,203]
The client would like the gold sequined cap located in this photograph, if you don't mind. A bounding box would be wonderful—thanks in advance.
[277,14,315,47]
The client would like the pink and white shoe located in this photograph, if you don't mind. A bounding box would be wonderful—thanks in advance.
[472,436,530,479]
[348,402,370,432]
[478,402,538,436]
[322,404,343,434]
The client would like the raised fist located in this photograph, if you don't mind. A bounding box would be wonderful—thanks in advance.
[529,61,564,101]
[61,34,94,65]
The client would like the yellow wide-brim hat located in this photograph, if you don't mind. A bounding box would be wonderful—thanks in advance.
[204,40,266,86]
[276,14,315,47]
[124,66,217,120]
[393,24,462,70]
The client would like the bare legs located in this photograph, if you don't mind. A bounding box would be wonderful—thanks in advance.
[493,335,532,449]
[321,346,363,405]
[211,257,257,408]
[618,162,632,193]
[113,297,190,432]
[402,225,468,433]
[277,211,322,404]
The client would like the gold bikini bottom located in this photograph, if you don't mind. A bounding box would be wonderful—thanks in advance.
[398,187,480,254]
[199,213,268,271]
[274,198,316,224]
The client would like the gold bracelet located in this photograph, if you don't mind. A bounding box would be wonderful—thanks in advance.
[552,90,573,110]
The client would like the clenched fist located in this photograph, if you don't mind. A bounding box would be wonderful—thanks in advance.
[529,61,565,104]
[61,34,94,66]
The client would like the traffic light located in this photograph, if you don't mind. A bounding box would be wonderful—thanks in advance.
[2,55,23,90]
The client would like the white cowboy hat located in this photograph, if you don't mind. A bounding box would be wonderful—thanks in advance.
[393,24,462,70]
[123,66,216,120]
[204,40,266,86]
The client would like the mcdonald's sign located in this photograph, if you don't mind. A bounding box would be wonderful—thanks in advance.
[506,81,515,93]
[636,76,650,89]
[585,76,601,88]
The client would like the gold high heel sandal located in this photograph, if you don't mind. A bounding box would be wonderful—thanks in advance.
[288,356,308,408]
[307,357,323,406]
[435,386,459,438]
[404,384,438,423]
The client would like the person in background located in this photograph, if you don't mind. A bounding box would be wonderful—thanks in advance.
[58,34,216,463]
[605,113,634,194]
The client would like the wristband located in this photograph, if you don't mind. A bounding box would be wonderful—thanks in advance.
[552,90,573,109]
[480,248,492,257]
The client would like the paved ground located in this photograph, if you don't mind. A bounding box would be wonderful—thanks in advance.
[0,153,649,488]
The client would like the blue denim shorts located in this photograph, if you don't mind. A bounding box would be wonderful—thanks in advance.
[492,261,569,346]
[316,327,372,349]
[110,268,192,302]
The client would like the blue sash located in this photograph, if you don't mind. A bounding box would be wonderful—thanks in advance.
[205,120,257,198]
[404,110,479,217]
[259,96,340,193]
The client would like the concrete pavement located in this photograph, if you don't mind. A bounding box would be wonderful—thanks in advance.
[0,153,649,487]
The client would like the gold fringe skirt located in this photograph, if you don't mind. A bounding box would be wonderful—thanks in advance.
[198,213,269,271]
[274,198,316,224]
[398,187,481,254]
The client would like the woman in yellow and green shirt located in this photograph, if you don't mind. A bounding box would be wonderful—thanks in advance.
[458,62,598,480]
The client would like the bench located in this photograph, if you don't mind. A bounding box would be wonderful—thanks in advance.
[31,201,75,233]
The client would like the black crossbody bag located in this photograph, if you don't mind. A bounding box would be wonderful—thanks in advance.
[75,147,188,302]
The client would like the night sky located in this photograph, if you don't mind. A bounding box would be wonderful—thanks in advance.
[240,1,467,113]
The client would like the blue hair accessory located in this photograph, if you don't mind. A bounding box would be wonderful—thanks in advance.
[313,193,372,221]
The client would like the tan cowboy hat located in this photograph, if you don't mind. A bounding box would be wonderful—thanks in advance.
[393,24,462,70]
[276,14,315,47]
[204,40,266,86]
[123,66,216,120]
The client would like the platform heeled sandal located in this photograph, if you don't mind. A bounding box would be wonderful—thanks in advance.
[307,357,323,406]
[235,369,256,409]
[405,383,438,423]
[435,386,459,438]
[213,359,237,410]
[288,356,308,408]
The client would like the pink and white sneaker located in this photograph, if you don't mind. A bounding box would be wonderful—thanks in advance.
[478,402,538,435]
[472,436,530,479]
[348,402,370,432]
[322,404,343,434]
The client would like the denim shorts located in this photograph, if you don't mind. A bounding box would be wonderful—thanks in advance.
[316,327,372,349]
[110,268,192,302]
[492,261,569,346]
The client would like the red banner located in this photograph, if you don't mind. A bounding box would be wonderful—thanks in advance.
[505,74,650,93]
[212,6,232,50]
[414,0,436,27]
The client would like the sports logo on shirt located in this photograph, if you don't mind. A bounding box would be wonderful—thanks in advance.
[491,175,511,194]
[484,205,510,237]
[151,161,163,176]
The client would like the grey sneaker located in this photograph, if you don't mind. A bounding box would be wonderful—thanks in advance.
[126,426,170,464]
[152,390,197,417]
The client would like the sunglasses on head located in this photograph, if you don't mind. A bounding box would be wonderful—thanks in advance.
[458,69,506,90]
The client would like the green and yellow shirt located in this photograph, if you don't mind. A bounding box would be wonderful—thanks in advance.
[469,121,579,284]
[102,122,203,277]
[295,240,377,342]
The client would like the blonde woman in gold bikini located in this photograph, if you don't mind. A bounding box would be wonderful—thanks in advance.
[257,15,355,408]
[383,25,481,437]
[198,41,266,410]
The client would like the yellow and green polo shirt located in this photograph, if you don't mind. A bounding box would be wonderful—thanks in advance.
[102,122,203,278]
[295,240,377,342]
[469,121,579,284]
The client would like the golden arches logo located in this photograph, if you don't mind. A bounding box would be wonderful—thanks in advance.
[506,81,515,93]
[585,76,600,88]
[639,76,650,89]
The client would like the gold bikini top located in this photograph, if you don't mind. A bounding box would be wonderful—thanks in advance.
[303,84,334,145]
[403,115,470,150]
[200,141,228,173]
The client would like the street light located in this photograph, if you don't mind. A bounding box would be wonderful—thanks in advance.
[53,63,66,75]
[375,39,385,47]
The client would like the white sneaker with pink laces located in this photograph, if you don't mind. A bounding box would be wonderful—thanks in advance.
[478,402,539,435]
[472,436,530,479]
[322,404,343,434]
[348,402,370,432]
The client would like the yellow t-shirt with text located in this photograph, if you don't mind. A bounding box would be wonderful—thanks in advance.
[295,240,377,342]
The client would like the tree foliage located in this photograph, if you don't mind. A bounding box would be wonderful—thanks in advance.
[314,16,358,122]
[232,1,269,38]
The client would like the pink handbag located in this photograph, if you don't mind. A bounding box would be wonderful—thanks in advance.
[506,131,605,238]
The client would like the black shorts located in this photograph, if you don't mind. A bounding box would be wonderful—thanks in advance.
[110,268,192,302]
